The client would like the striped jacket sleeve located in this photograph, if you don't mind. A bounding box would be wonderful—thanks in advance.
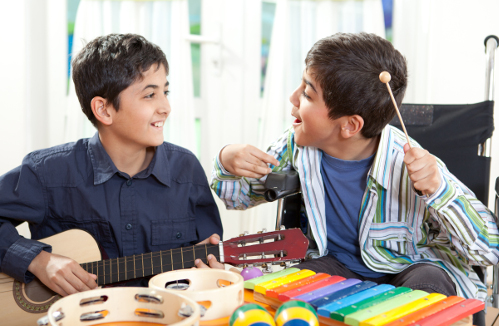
[424,159,499,266]
[210,128,295,210]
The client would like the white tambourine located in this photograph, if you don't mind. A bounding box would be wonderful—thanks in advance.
[38,287,200,326]
[149,269,244,321]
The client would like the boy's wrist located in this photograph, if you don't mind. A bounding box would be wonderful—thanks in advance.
[215,146,241,179]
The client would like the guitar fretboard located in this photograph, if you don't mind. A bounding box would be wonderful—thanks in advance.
[80,244,220,285]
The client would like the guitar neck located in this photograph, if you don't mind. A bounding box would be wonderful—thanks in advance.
[80,243,220,286]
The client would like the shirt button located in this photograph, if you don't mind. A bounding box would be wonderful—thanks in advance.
[126,224,132,230]
[126,180,132,186]
[176,232,182,239]
[434,199,441,204]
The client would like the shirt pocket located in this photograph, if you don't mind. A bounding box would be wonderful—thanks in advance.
[56,218,115,244]
[368,222,417,256]
[151,217,197,246]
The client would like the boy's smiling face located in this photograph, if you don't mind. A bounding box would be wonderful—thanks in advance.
[108,63,170,150]
[290,70,342,150]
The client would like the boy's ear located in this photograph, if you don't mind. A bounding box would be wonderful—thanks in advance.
[340,115,364,138]
[91,97,113,126]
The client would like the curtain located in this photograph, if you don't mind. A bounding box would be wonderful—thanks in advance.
[66,0,196,153]
[392,0,499,209]
[246,0,386,234]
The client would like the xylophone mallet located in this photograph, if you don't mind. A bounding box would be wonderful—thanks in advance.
[379,71,412,148]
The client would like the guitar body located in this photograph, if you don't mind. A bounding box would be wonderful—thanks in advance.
[0,229,101,326]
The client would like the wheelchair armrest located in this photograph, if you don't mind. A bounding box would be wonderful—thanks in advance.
[264,171,301,202]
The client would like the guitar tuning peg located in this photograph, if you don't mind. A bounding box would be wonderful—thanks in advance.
[261,263,272,274]
[279,225,286,230]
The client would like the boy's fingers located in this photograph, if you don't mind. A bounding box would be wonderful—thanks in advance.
[207,254,225,269]
[250,148,279,166]
[233,162,271,178]
[209,234,221,245]
[194,259,209,268]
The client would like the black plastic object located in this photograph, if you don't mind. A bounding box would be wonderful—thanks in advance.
[264,171,301,202]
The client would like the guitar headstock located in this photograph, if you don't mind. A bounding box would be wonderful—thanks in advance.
[221,228,308,266]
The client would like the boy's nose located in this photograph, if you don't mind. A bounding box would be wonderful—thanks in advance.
[160,97,172,116]
[289,87,300,107]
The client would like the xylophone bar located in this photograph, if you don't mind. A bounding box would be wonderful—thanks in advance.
[382,296,465,326]
[244,269,483,326]
[279,275,346,302]
[317,284,395,317]
[267,273,331,298]
[254,269,316,294]
[331,287,413,322]
[309,281,378,310]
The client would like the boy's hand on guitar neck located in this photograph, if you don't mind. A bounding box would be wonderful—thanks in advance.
[27,250,98,297]
[403,144,442,196]
[220,144,279,178]
[193,233,227,270]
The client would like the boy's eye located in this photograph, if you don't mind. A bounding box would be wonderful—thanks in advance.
[145,92,154,99]
[164,90,169,96]
[302,90,311,100]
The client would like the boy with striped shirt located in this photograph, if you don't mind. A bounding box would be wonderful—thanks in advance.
[211,33,499,315]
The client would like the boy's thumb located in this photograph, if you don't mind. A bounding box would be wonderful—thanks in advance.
[403,143,410,154]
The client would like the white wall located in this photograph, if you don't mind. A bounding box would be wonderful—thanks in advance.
[0,0,66,174]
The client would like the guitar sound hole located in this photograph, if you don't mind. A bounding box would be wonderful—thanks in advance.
[24,277,57,302]
[165,279,190,290]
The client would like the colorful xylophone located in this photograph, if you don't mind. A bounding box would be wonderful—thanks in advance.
[243,268,484,326]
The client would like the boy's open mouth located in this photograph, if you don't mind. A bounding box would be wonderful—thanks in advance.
[152,121,164,128]
[293,118,302,124]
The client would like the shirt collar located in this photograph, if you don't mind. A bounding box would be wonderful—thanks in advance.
[138,144,171,187]
[88,133,119,185]
[369,125,396,190]
[87,132,170,187]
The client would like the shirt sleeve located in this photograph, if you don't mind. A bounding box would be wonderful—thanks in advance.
[210,128,295,210]
[423,159,499,266]
[0,154,52,282]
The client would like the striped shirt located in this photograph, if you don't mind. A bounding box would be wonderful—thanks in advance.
[211,125,499,300]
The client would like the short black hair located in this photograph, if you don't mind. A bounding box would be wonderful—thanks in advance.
[72,33,169,127]
[305,32,408,138]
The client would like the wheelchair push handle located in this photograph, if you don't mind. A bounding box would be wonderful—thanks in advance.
[264,171,301,202]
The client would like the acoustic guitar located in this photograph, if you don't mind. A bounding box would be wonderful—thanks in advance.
[0,228,308,326]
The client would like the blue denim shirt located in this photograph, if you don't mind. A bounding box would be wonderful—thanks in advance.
[0,133,222,284]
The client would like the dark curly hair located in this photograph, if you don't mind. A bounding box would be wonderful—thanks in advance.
[305,32,408,138]
[72,33,168,127]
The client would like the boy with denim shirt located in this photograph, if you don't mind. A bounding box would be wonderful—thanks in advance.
[211,33,499,305]
[0,34,223,297]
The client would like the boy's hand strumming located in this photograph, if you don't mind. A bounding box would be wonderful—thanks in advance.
[27,251,98,297]
[220,144,279,178]
[403,144,441,196]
